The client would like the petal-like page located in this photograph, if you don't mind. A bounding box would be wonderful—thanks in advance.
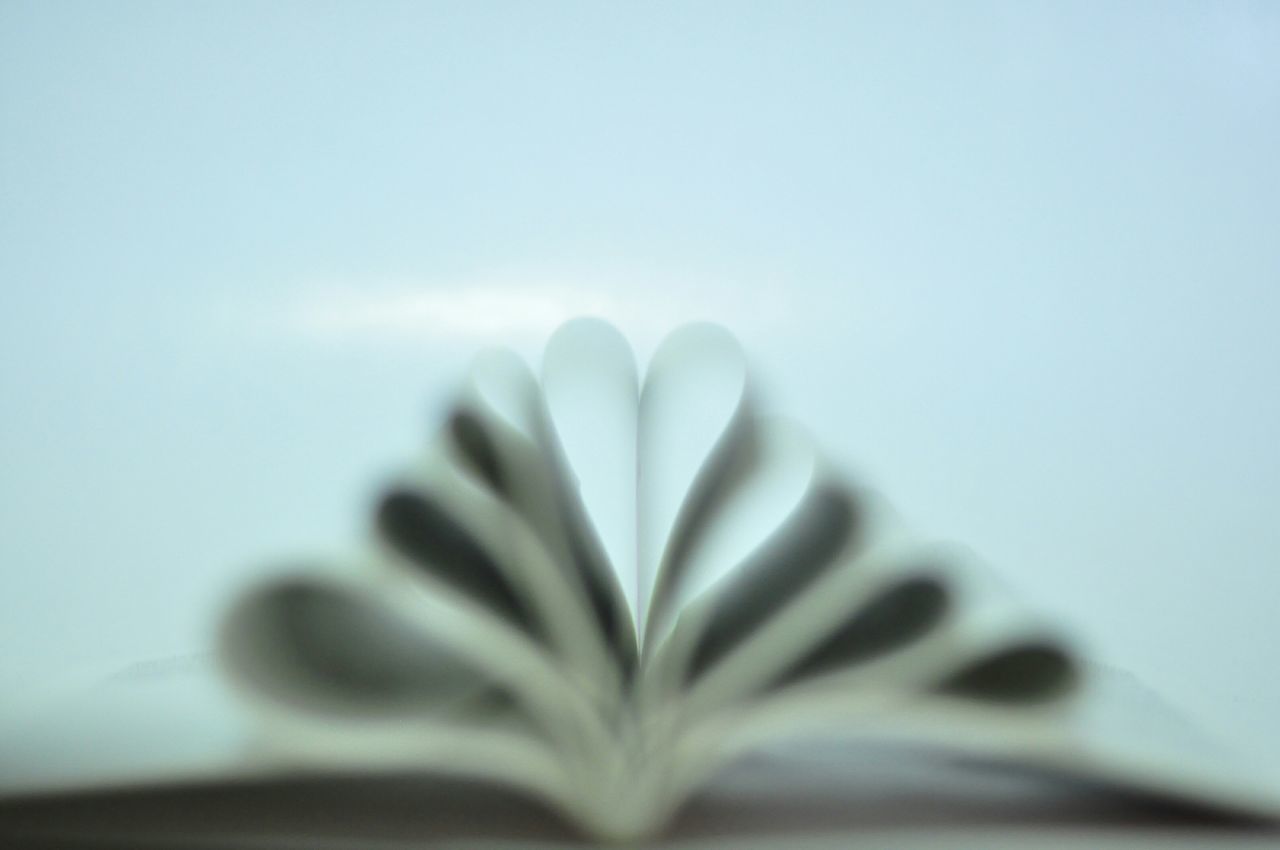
[638,323,748,637]
[541,318,640,617]
[220,573,496,720]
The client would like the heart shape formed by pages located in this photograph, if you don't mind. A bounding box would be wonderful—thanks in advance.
[219,318,1081,839]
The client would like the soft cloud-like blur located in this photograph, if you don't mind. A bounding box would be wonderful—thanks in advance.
[1,1,1278,762]
[283,266,797,349]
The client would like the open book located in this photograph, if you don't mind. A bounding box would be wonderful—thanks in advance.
[3,319,1277,846]
[205,318,1280,840]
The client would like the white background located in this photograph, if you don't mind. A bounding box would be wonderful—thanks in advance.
[2,2,1277,760]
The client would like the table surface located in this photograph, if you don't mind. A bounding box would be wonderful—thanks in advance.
[3,749,1279,850]
[3,656,1279,849]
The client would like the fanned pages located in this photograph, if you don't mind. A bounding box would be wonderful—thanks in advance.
[214,318,1280,841]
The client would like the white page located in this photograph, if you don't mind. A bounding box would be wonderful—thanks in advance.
[540,318,640,619]
[637,323,748,640]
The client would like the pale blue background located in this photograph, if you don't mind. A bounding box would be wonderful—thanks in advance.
[2,1,1278,759]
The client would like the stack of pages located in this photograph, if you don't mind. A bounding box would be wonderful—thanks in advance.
[2,319,1277,845]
